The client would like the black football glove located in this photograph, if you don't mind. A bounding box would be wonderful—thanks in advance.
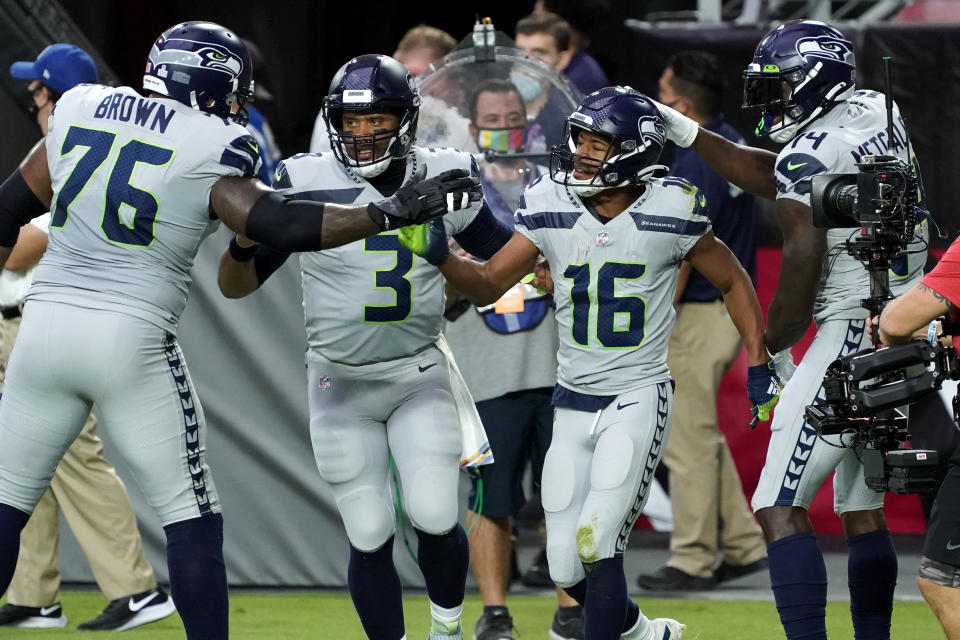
[367,168,482,231]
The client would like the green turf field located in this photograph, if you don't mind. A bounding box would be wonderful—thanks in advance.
[0,592,942,639]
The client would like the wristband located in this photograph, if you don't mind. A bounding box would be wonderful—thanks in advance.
[228,236,259,262]
[927,321,939,344]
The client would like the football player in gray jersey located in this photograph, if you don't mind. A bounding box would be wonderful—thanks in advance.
[0,25,479,640]
[217,55,512,640]
[654,19,927,640]
[402,87,777,640]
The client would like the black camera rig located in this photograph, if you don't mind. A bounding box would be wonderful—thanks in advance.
[805,339,958,493]
[810,153,924,319]
[803,58,947,494]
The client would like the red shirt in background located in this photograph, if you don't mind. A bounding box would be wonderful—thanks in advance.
[920,237,960,349]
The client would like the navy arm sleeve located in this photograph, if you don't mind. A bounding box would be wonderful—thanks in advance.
[252,245,292,285]
[0,170,47,247]
[452,201,513,260]
[245,191,328,252]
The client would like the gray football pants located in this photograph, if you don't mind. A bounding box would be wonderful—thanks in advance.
[543,382,673,587]
[0,301,220,526]
[307,344,462,552]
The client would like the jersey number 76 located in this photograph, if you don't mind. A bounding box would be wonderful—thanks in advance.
[51,125,174,247]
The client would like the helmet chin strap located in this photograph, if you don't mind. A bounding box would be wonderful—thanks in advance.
[564,163,669,197]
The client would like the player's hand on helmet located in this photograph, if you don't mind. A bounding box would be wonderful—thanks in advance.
[651,99,700,148]
[367,168,483,230]
[398,219,449,266]
[747,360,783,429]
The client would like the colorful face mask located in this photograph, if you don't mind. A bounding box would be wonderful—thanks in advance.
[476,127,526,153]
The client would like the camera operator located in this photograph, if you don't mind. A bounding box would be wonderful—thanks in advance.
[877,237,960,638]
[654,19,928,640]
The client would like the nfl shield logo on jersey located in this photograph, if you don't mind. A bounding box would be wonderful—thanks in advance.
[596,231,609,246]
[318,376,332,390]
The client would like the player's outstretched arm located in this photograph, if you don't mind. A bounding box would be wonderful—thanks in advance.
[210,177,380,250]
[690,128,778,200]
[209,169,482,252]
[655,100,777,200]
[764,199,826,353]
[0,139,53,269]
[686,232,767,366]
[438,231,541,306]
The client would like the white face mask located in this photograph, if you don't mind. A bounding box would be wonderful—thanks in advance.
[508,70,543,104]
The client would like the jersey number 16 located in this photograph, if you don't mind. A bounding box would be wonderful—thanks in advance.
[563,262,647,349]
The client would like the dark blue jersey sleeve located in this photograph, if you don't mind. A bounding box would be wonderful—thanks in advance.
[452,201,513,260]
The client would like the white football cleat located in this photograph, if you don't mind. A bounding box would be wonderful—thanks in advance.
[649,618,685,639]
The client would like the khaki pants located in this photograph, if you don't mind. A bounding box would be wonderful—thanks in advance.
[663,300,766,577]
[1,314,155,605]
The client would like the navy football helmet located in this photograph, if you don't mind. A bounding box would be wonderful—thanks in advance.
[322,54,421,178]
[550,86,667,197]
[143,21,254,125]
[743,20,855,143]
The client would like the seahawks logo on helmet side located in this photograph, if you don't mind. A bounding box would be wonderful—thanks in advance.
[151,42,243,78]
[195,46,243,75]
[795,36,853,63]
[637,115,666,149]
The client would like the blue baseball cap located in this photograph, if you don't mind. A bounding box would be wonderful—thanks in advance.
[10,43,98,94]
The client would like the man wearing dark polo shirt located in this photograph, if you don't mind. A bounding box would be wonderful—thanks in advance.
[637,51,767,591]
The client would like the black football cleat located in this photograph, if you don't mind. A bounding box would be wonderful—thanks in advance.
[77,586,176,631]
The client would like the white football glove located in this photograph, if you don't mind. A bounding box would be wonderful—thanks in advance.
[651,99,700,148]
[769,349,797,385]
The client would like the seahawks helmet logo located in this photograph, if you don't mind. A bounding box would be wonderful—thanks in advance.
[195,46,243,75]
[795,36,852,63]
[150,41,243,79]
[637,115,666,148]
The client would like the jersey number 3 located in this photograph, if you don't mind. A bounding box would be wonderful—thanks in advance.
[51,125,174,247]
[363,234,413,323]
[563,262,647,348]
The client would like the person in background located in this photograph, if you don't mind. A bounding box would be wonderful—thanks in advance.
[512,13,578,154]
[394,24,458,77]
[636,51,768,592]
[531,0,609,95]
[0,43,175,632]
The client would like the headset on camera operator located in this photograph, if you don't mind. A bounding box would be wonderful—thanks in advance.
[875,237,960,639]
